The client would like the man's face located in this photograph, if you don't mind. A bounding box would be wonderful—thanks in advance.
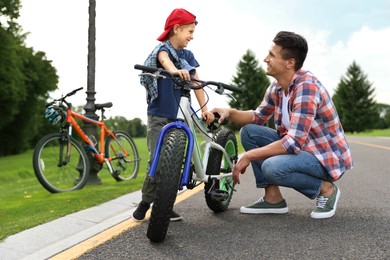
[263,44,289,77]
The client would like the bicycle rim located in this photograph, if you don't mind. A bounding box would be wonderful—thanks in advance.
[105,130,140,181]
[33,133,89,193]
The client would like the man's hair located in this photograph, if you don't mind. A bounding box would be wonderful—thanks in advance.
[273,31,308,70]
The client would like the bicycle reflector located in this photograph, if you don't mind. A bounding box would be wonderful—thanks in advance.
[44,106,66,125]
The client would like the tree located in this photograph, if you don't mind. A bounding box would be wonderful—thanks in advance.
[332,61,377,133]
[0,0,58,156]
[128,118,147,137]
[374,103,390,129]
[229,49,270,110]
[105,116,147,137]
[0,0,23,131]
[384,109,390,128]
[228,49,271,130]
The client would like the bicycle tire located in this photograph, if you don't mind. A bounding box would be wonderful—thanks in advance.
[147,129,186,243]
[105,130,140,181]
[204,128,237,212]
[32,133,90,193]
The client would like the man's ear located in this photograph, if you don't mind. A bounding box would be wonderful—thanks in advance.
[286,58,296,69]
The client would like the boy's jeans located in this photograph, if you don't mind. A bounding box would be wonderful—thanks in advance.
[142,115,175,203]
[240,124,332,199]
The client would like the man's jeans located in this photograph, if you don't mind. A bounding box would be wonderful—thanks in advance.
[240,124,332,199]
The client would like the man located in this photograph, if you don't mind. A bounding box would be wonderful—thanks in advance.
[211,31,352,219]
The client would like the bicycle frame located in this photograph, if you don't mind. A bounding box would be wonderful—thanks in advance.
[148,91,234,190]
[64,108,129,168]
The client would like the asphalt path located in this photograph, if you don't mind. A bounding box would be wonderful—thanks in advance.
[77,136,390,260]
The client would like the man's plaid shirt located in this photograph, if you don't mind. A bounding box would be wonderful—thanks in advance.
[252,70,353,180]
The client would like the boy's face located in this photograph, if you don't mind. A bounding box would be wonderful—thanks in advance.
[174,23,196,48]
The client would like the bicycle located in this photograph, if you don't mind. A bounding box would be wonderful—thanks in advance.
[134,64,242,242]
[32,87,140,193]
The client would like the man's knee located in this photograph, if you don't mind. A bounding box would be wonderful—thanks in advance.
[262,157,286,183]
[240,124,257,151]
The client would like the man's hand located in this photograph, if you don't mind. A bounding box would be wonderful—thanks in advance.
[232,153,251,185]
[210,108,231,124]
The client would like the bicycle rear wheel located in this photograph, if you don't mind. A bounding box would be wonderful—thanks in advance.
[204,128,237,212]
[32,133,90,193]
[147,129,187,243]
[105,130,140,181]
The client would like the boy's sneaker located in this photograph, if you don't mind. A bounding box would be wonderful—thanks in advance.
[132,201,150,221]
[311,184,341,219]
[240,197,288,214]
[170,211,182,222]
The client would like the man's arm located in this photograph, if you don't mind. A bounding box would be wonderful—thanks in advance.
[210,107,253,126]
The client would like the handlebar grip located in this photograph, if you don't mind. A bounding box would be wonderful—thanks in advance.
[221,83,242,93]
[68,87,84,97]
[134,64,159,73]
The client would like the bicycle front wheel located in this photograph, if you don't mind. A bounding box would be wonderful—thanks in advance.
[32,133,90,193]
[147,129,187,243]
[105,130,140,181]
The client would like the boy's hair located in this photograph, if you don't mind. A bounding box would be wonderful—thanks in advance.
[273,31,308,70]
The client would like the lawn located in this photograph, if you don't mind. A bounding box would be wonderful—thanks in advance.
[0,138,148,241]
[346,128,390,137]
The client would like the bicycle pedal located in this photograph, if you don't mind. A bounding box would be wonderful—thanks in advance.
[210,189,229,202]
[111,170,120,177]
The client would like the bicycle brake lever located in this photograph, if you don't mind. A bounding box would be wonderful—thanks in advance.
[224,92,237,102]
[139,72,166,79]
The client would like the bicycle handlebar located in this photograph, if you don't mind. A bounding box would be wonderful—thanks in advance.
[67,87,84,97]
[134,64,242,93]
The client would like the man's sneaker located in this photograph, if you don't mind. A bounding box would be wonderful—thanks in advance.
[311,184,341,219]
[240,197,288,214]
[170,210,183,222]
[132,201,150,221]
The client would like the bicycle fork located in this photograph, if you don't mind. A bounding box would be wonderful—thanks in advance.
[148,120,194,190]
[57,129,72,167]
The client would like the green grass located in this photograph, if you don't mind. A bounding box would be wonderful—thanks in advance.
[346,128,390,137]
[0,138,148,241]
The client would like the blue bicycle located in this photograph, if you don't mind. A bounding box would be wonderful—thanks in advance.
[135,64,242,242]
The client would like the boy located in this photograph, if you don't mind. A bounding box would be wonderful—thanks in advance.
[133,8,214,221]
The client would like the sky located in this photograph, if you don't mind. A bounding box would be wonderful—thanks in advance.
[18,0,390,124]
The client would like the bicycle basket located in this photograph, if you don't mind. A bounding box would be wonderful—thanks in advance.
[44,105,67,125]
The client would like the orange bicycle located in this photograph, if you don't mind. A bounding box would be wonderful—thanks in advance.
[32,87,140,193]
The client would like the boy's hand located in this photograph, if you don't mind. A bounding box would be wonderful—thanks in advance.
[202,111,215,125]
[173,69,191,81]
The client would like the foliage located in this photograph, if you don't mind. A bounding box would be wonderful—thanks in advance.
[373,103,390,129]
[0,43,58,155]
[228,49,271,130]
[0,0,21,34]
[332,61,378,133]
[105,116,147,137]
[229,49,270,110]
[0,0,59,156]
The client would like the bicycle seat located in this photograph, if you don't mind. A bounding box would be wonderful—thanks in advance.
[95,102,113,110]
